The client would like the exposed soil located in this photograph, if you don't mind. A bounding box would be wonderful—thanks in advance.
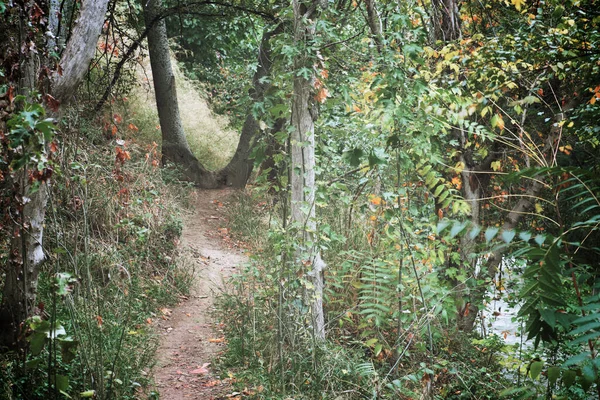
[152,189,245,399]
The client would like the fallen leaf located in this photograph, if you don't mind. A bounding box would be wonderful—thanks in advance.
[209,337,225,343]
[190,363,210,375]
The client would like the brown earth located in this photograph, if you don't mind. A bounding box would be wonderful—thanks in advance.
[152,189,246,399]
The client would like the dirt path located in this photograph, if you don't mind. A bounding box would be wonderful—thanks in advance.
[152,189,245,399]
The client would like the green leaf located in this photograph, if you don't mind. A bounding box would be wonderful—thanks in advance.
[450,221,467,238]
[562,369,577,387]
[530,361,543,379]
[53,374,69,392]
[570,321,600,336]
[436,220,450,234]
[368,148,387,167]
[563,352,591,367]
[539,308,556,329]
[344,148,364,167]
[571,331,600,345]
[519,231,532,242]
[501,229,516,243]
[468,226,481,240]
[25,358,43,370]
[485,227,499,243]
[80,391,95,398]
[581,363,596,390]
[58,337,78,364]
[28,332,46,356]
[547,366,560,385]
[54,272,76,296]
[534,234,546,246]
[374,343,383,356]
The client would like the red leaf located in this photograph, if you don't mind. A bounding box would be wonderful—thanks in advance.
[45,94,60,112]
[7,86,14,104]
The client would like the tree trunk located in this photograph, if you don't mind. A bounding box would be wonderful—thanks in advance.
[431,0,461,42]
[458,108,569,332]
[364,0,384,54]
[143,0,221,188]
[52,0,111,103]
[143,2,285,189]
[0,0,110,349]
[218,24,284,187]
[291,0,327,341]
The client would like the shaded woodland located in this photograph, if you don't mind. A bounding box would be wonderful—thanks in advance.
[1,0,599,398]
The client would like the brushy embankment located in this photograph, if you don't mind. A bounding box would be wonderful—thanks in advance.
[0,54,239,399]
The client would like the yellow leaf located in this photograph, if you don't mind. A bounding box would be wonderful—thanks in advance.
[493,114,505,131]
[534,203,543,213]
[491,160,502,172]
[511,0,526,11]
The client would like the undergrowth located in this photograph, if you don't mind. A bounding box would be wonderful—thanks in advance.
[0,98,194,399]
[216,190,511,399]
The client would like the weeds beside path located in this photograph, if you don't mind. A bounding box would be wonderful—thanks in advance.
[152,189,245,399]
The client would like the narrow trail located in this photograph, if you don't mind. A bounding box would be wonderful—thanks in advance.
[152,189,245,399]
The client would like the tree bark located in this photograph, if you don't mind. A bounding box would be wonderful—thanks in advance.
[458,108,569,331]
[431,0,461,42]
[364,0,384,54]
[291,0,326,341]
[143,1,284,189]
[52,0,111,103]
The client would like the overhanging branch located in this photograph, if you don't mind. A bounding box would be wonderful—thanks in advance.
[94,1,277,112]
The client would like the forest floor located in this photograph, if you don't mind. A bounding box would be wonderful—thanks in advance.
[151,189,246,399]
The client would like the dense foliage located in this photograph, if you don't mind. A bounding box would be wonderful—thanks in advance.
[1,0,599,399]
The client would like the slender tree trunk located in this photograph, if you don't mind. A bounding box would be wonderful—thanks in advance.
[364,0,384,53]
[218,24,284,187]
[458,108,569,331]
[47,0,61,54]
[291,0,327,340]
[142,2,285,189]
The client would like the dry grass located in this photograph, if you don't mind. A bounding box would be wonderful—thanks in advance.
[131,54,239,170]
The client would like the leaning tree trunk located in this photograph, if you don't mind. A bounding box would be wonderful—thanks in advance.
[0,0,110,349]
[290,0,327,341]
[51,0,111,103]
[458,106,570,332]
[218,23,284,187]
[142,0,220,188]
